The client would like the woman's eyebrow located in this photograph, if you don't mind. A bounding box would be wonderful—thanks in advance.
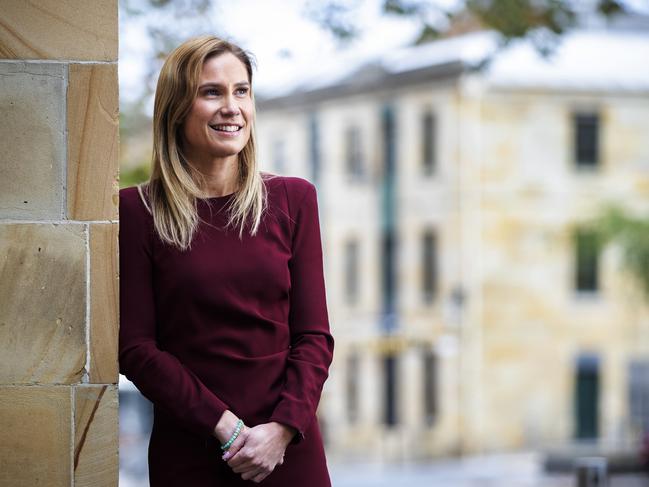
[199,81,250,89]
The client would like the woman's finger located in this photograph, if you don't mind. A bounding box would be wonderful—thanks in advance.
[241,466,265,481]
[251,470,270,483]
[226,444,252,468]
[221,442,241,461]
[233,463,256,474]
[231,458,256,473]
[221,427,248,461]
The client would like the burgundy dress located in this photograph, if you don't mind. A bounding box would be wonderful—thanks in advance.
[119,174,334,486]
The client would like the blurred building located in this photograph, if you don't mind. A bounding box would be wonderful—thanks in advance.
[255,24,649,461]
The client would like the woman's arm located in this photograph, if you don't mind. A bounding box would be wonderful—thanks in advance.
[119,188,230,438]
[225,179,334,482]
[268,179,335,443]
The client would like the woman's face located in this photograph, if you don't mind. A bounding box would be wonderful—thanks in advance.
[181,52,253,163]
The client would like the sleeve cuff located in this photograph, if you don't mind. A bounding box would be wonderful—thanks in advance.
[269,414,308,445]
[188,401,229,439]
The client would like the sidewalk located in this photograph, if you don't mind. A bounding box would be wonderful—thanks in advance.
[120,449,649,486]
[329,452,649,487]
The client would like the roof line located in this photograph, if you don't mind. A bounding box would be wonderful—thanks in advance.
[257,60,467,110]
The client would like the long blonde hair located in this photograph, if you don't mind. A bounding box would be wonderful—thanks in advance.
[137,35,268,250]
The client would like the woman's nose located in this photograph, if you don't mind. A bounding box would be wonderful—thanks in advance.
[220,95,240,115]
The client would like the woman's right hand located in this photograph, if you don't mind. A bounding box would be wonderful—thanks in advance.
[226,422,291,483]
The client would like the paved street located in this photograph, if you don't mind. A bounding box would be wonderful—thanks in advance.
[120,448,649,486]
[329,452,649,487]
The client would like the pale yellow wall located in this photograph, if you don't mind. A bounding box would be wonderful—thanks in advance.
[0,1,119,485]
[255,71,649,461]
[470,86,649,452]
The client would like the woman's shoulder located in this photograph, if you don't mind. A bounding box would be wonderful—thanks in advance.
[262,172,315,207]
[119,184,152,221]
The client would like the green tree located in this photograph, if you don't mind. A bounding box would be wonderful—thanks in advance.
[307,0,628,53]
[594,205,649,300]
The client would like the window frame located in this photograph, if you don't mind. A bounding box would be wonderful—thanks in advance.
[573,112,600,171]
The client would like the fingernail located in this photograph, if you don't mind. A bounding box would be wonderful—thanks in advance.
[222,451,230,461]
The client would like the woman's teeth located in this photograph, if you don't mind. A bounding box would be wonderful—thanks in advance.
[210,125,241,132]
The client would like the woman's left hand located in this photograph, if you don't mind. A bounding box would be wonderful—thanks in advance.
[225,421,296,483]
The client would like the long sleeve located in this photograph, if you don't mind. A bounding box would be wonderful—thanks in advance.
[269,181,335,444]
[118,188,229,438]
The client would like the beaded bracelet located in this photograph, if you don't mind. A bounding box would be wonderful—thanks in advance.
[221,419,244,451]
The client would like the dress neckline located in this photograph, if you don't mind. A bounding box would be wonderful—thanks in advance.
[198,192,237,203]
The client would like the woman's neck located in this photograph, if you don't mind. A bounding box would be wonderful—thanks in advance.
[190,155,240,197]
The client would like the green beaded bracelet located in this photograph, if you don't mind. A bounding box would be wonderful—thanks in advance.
[221,419,244,451]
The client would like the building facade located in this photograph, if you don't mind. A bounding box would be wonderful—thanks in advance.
[255,27,649,461]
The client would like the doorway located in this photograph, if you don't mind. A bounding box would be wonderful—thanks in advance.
[575,354,600,440]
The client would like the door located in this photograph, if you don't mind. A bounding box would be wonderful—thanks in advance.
[575,354,600,440]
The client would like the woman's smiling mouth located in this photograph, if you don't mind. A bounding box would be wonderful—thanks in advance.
[209,124,243,136]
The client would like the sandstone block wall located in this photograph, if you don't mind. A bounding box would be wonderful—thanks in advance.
[0,2,119,485]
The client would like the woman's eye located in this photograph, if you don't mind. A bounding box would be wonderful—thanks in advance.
[204,88,248,96]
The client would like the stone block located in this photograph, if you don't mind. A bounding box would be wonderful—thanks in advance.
[0,62,66,219]
[74,385,118,486]
[0,224,86,384]
[0,386,72,486]
[67,64,119,220]
[89,223,119,383]
[0,0,117,61]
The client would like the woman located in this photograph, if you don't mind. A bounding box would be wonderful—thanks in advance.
[119,35,334,486]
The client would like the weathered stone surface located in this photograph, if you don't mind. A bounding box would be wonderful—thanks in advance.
[74,385,118,486]
[89,223,119,383]
[0,0,117,61]
[0,62,65,219]
[0,386,72,486]
[0,224,86,384]
[67,64,119,220]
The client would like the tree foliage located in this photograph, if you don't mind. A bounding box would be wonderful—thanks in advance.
[593,205,649,300]
[380,0,628,53]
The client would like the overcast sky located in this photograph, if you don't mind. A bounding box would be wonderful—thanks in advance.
[119,0,649,109]
[119,0,467,107]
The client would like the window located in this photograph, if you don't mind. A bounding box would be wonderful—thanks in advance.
[574,228,600,293]
[344,238,359,306]
[575,354,600,439]
[346,352,360,423]
[383,354,398,427]
[422,110,437,175]
[381,232,397,330]
[422,230,438,303]
[381,103,397,332]
[272,138,286,174]
[574,113,600,169]
[345,125,363,179]
[382,104,396,182]
[423,350,438,426]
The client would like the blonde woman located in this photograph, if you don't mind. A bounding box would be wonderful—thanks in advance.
[119,35,334,486]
